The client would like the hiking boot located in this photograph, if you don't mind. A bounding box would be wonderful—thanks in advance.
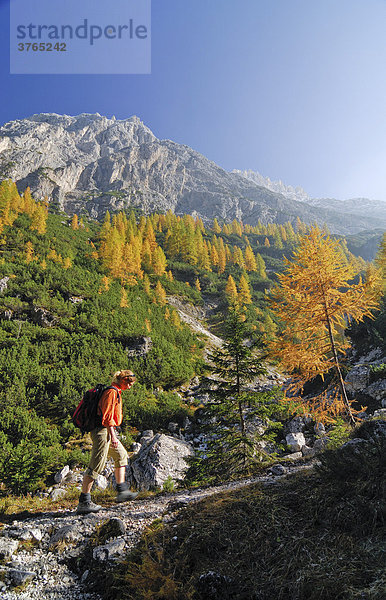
[76,500,102,514]
[116,489,139,503]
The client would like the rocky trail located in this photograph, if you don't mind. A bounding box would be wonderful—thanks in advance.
[0,461,314,600]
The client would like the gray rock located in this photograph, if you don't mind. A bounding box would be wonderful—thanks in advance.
[373,408,386,418]
[49,525,82,547]
[49,488,67,501]
[314,422,326,436]
[125,336,153,357]
[132,442,142,454]
[139,430,154,445]
[31,306,58,327]
[287,416,306,433]
[0,538,19,559]
[98,518,126,542]
[54,465,70,483]
[340,438,369,454]
[68,295,83,304]
[313,437,329,453]
[366,379,386,403]
[285,432,306,452]
[168,422,179,434]
[283,452,303,461]
[344,365,370,393]
[92,538,126,562]
[301,445,316,458]
[8,568,36,587]
[0,276,9,293]
[131,433,195,491]
[92,474,109,490]
[81,570,89,583]
[30,528,43,542]
[270,464,286,476]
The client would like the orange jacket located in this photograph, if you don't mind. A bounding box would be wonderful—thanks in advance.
[98,386,122,427]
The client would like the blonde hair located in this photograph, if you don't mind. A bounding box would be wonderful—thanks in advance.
[111,369,135,384]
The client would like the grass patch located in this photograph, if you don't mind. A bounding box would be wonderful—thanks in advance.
[104,421,385,600]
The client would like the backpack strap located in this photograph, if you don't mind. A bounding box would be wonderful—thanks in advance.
[104,385,122,403]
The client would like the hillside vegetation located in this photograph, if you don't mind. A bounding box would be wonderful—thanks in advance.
[0,179,381,496]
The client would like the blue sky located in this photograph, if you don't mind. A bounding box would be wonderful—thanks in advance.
[1,0,386,200]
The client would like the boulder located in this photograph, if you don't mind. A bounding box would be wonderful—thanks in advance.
[285,432,306,452]
[131,433,195,491]
[314,422,326,436]
[283,451,303,461]
[31,306,58,327]
[124,336,152,358]
[366,379,386,405]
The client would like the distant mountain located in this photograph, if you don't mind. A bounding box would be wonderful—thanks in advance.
[0,113,384,234]
[236,169,386,231]
[232,169,311,203]
[307,197,386,226]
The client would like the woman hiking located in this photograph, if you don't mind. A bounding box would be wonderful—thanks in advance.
[76,369,138,514]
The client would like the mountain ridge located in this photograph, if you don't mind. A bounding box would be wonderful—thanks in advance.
[0,112,384,234]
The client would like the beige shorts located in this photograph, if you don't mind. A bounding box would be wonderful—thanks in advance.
[85,427,128,480]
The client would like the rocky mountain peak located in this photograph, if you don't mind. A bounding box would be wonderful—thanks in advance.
[0,112,384,233]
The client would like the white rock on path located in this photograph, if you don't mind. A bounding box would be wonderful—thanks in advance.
[131,433,195,491]
[285,432,306,452]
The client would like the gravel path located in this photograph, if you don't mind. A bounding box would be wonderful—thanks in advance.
[0,462,313,600]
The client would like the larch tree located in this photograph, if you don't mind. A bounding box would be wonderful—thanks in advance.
[225,274,238,304]
[239,273,252,305]
[244,244,257,272]
[269,226,382,425]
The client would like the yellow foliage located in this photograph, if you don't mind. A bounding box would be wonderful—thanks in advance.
[225,274,238,303]
[99,276,110,293]
[120,287,129,308]
[269,226,382,423]
[239,273,252,305]
[63,257,72,270]
[25,241,34,264]
[154,280,167,305]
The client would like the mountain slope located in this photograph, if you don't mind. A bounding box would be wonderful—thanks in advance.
[0,113,383,234]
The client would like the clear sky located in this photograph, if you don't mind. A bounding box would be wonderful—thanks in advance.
[1,0,386,201]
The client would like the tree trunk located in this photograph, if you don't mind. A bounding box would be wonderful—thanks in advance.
[324,307,356,426]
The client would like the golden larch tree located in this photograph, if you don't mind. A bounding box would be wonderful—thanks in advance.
[71,214,79,230]
[225,274,238,304]
[238,273,252,305]
[154,280,167,305]
[269,226,382,424]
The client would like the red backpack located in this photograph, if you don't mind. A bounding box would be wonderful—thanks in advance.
[72,384,119,433]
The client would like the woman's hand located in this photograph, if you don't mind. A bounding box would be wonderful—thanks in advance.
[108,426,119,448]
